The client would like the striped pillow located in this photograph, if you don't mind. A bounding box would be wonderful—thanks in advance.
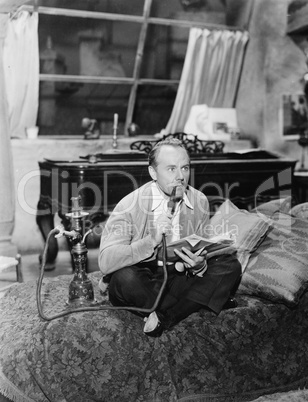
[209,200,271,273]
[238,212,308,306]
[251,196,292,217]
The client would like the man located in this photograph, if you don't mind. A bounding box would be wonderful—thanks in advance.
[99,138,241,336]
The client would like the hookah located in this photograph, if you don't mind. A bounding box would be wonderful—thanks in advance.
[60,196,97,307]
[36,193,175,321]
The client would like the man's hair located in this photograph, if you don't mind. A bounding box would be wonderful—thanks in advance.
[148,137,189,167]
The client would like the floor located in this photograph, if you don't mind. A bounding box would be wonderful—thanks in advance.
[0,247,100,292]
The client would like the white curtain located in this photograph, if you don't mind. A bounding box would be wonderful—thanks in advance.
[164,28,249,134]
[3,11,39,138]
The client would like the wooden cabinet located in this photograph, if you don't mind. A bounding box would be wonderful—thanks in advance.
[294,171,308,203]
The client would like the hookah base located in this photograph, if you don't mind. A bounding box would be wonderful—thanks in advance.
[66,298,98,308]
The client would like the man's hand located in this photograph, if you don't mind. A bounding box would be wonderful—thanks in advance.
[174,247,208,276]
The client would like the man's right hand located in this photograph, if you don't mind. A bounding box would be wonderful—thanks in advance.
[152,214,172,246]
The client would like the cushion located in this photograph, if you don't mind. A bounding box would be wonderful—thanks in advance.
[290,202,308,220]
[209,200,271,272]
[250,196,292,218]
[238,211,308,306]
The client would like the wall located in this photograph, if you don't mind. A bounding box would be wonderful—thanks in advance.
[236,0,304,166]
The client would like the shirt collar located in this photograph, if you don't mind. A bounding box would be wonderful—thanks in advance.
[151,181,193,211]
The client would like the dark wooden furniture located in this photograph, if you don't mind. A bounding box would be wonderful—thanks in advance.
[293,171,308,203]
[36,151,296,264]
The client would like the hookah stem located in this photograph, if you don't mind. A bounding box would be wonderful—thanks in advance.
[36,227,60,321]
[37,230,168,321]
[168,186,177,215]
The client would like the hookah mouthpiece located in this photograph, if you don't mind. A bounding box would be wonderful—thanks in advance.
[168,186,184,215]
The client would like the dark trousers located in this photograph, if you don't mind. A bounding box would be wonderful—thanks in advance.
[108,253,241,327]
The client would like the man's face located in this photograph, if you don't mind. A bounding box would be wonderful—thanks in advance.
[148,145,190,196]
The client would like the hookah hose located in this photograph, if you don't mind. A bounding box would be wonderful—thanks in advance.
[36,228,168,321]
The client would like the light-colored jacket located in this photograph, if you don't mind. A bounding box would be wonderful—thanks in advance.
[98,181,210,275]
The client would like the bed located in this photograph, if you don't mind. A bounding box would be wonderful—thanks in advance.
[1,198,308,402]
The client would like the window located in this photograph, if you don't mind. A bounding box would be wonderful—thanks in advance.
[22,0,231,136]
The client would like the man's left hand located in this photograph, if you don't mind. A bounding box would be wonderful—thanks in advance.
[174,247,207,276]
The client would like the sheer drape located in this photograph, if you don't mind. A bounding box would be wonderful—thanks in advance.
[3,11,39,138]
[164,28,249,134]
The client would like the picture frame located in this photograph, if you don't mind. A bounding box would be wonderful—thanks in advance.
[213,122,229,135]
[281,93,308,140]
[183,105,237,141]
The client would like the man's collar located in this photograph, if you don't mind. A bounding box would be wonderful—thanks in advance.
[151,181,193,211]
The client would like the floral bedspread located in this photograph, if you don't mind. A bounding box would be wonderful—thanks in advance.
[0,272,308,402]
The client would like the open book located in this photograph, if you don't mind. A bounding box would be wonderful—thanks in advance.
[157,233,235,262]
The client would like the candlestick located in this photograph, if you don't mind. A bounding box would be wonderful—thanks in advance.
[112,113,118,149]
[114,113,118,129]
